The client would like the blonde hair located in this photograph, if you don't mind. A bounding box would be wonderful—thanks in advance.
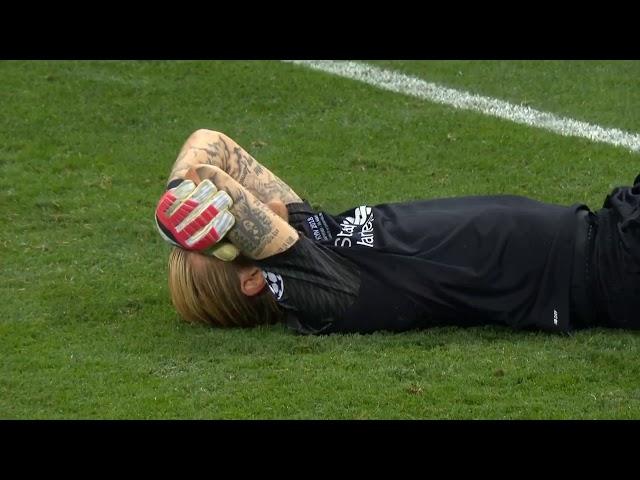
[167,247,283,327]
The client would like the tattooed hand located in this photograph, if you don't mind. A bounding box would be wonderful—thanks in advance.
[189,164,299,260]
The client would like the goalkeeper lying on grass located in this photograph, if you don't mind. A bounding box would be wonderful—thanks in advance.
[155,129,640,334]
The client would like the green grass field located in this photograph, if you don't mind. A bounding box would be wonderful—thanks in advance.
[2,60,639,419]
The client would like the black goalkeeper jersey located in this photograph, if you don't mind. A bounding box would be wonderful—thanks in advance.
[256,196,585,335]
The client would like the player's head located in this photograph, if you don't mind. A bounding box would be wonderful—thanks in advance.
[167,247,282,327]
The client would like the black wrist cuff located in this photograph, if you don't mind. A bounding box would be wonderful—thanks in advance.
[166,178,185,190]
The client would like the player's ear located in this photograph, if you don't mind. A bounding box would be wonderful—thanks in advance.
[238,266,267,297]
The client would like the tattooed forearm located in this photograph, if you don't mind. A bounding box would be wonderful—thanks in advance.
[225,187,278,257]
[166,130,302,205]
[228,147,300,204]
[194,165,299,259]
[233,147,253,185]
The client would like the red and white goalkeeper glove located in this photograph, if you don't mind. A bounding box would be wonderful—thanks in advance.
[155,179,235,251]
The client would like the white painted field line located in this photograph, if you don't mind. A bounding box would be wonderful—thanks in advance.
[283,60,640,153]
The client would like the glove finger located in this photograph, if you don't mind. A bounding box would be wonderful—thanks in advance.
[166,180,196,216]
[169,179,218,225]
[188,179,218,204]
[172,179,197,198]
[186,210,235,249]
[209,209,235,239]
[176,190,233,234]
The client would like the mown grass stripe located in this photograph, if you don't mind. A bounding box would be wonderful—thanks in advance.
[284,60,640,153]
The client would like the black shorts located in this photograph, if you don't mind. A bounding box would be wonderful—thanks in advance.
[591,181,640,330]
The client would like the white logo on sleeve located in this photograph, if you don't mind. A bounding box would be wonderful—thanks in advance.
[344,205,372,226]
[334,205,375,248]
[263,271,284,301]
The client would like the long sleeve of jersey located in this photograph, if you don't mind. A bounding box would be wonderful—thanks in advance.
[257,235,361,334]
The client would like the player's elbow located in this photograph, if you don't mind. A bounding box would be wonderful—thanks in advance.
[185,129,229,148]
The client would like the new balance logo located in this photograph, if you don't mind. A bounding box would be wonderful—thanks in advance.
[345,206,372,226]
[334,205,375,248]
